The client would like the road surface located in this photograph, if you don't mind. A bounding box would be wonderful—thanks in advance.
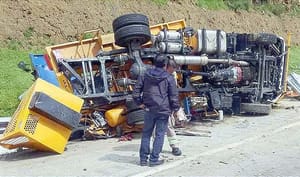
[0,98,299,176]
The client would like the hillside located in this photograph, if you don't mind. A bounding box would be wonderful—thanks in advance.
[0,0,300,47]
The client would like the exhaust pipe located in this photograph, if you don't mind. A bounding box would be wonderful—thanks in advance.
[173,55,249,66]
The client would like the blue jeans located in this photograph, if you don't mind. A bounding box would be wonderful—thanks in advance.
[139,111,169,162]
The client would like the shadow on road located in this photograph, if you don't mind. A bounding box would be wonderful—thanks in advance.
[0,148,56,161]
[113,143,139,152]
[98,153,139,165]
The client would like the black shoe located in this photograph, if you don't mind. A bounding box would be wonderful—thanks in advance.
[140,160,147,166]
[149,159,164,167]
[172,147,182,156]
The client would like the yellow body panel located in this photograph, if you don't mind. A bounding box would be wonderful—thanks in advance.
[105,107,126,128]
[0,79,84,153]
[44,20,186,91]
[149,20,186,35]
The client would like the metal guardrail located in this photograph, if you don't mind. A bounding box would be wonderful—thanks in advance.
[0,117,11,134]
[288,72,300,95]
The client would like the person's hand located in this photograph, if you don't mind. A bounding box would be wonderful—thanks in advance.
[139,104,145,109]
[173,110,179,118]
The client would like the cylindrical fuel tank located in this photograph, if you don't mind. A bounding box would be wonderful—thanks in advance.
[157,31,182,41]
[159,42,183,53]
[196,29,227,54]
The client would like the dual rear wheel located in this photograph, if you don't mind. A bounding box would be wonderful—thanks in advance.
[113,13,151,47]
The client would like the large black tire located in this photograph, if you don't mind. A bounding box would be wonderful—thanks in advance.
[69,125,86,141]
[114,24,151,47]
[127,109,145,125]
[113,13,149,32]
[241,103,272,115]
[116,125,123,137]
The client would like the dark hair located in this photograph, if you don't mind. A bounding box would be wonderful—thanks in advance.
[166,56,177,68]
[154,54,167,68]
[154,54,177,68]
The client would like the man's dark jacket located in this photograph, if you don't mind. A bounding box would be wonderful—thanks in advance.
[132,67,180,116]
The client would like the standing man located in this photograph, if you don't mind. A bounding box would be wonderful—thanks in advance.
[133,54,180,167]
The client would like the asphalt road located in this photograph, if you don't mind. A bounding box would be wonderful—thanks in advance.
[0,98,299,176]
[155,118,300,176]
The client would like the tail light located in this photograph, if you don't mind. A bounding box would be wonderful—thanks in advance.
[44,54,53,70]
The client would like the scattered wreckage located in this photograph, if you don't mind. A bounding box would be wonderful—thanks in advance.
[0,14,288,153]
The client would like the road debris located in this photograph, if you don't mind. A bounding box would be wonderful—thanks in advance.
[118,133,134,141]
[219,161,229,164]
[175,129,211,137]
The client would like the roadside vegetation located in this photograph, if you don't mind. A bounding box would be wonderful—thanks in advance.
[289,46,300,74]
[0,48,34,116]
[153,0,300,16]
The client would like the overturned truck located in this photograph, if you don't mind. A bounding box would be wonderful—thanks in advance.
[31,13,288,137]
[0,14,288,151]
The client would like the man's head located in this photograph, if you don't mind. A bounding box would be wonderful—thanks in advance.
[166,56,178,74]
[154,54,178,73]
[154,54,167,68]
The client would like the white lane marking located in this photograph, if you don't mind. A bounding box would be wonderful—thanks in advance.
[130,120,300,177]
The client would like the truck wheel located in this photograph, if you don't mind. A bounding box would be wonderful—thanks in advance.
[241,103,272,115]
[125,99,139,112]
[114,24,151,47]
[69,125,86,141]
[127,109,145,125]
[256,33,278,45]
[116,125,123,137]
[113,13,149,32]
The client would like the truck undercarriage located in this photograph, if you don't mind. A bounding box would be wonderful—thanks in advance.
[30,13,288,138]
[59,14,284,109]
